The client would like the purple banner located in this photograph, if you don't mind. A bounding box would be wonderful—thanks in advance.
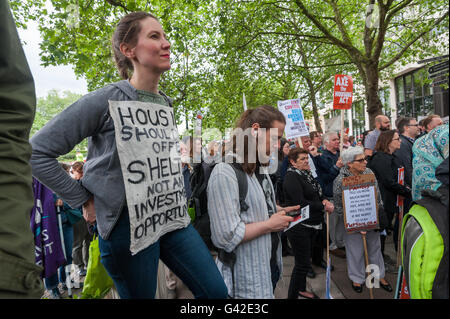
[30,178,66,279]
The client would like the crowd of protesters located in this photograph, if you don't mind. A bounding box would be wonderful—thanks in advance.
[34,108,448,299]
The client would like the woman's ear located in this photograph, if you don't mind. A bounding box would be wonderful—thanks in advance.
[251,123,260,137]
[120,42,135,59]
[289,159,296,167]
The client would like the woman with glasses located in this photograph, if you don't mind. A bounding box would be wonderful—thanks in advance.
[333,146,392,293]
[367,130,412,265]
[283,147,334,299]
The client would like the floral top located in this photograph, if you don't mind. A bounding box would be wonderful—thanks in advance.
[412,123,449,201]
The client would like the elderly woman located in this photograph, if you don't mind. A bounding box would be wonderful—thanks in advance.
[283,147,334,299]
[333,147,392,293]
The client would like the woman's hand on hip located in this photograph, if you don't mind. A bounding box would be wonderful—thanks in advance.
[82,196,96,225]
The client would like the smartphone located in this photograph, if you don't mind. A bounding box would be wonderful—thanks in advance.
[286,210,301,217]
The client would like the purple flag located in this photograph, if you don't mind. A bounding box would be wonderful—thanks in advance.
[30,178,66,279]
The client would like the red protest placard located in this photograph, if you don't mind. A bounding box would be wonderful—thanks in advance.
[333,74,353,110]
[397,167,405,207]
[399,272,410,299]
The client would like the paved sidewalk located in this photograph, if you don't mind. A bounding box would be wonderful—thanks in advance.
[274,232,398,299]
[41,233,398,299]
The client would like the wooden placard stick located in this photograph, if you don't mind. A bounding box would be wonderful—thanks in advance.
[326,210,330,270]
[340,110,344,153]
[396,167,405,267]
[361,232,374,299]
[297,136,303,149]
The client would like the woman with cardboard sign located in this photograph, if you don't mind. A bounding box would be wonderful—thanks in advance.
[333,147,392,294]
[30,12,227,299]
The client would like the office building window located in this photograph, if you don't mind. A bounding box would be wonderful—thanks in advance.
[395,67,434,118]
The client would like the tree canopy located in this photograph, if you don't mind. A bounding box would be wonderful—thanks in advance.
[31,89,86,161]
[13,0,449,133]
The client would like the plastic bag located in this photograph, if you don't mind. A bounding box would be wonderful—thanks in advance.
[79,235,114,299]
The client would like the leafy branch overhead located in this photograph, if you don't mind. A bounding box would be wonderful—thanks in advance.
[12,0,449,133]
[31,90,86,162]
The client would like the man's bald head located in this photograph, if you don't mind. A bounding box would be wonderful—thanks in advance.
[375,115,391,131]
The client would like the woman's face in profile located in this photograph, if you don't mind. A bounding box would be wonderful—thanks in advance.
[283,142,290,156]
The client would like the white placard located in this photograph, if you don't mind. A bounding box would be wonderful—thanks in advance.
[343,185,378,232]
[109,100,190,255]
[277,99,309,139]
[284,205,310,232]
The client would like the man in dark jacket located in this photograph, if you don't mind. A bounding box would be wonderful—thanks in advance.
[314,132,343,197]
[314,132,345,258]
[394,117,420,204]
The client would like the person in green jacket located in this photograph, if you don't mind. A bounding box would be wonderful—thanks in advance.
[0,0,44,298]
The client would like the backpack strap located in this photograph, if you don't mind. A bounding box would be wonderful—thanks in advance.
[229,163,249,212]
[158,90,173,108]
[217,162,249,298]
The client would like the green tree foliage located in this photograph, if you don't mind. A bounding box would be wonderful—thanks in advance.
[31,89,86,161]
[12,0,449,133]
[215,0,357,132]
[293,0,448,127]
[13,0,231,131]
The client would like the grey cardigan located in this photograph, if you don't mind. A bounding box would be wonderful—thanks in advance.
[30,80,171,240]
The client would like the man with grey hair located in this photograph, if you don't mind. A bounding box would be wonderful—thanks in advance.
[364,115,391,157]
[314,131,345,258]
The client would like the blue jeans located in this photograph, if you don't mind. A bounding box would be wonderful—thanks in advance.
[44,216,73,290]
[98,207,228,299]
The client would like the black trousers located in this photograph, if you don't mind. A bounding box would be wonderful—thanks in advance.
[286,224,323,299]
[72,219,93,269]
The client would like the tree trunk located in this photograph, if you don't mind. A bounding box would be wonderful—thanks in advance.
[311,96,323,134]
[363,62,384,129]
[304,77,323,133]
[295,38,323,133]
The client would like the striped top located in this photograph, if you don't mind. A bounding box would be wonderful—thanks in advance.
[207,163,282,299]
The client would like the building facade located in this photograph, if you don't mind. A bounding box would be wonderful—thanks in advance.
[308,56,449,139]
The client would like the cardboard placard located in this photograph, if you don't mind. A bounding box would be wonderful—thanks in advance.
[277,98,310,139]
[342,174,379,233]
[108,100,191,255]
